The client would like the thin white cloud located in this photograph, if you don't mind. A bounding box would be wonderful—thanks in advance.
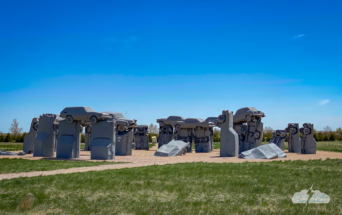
[293,34,305,38]
[319,99,330,105]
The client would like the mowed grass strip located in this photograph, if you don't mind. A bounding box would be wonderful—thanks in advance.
[0,158,126,174]
[0,142,24,151]
[0,160,342,214]
[0,142,86,151]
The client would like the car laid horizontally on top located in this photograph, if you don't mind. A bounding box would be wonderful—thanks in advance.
[60,106,112,123]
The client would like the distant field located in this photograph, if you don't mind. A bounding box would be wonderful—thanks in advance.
[0,158,125,174]
[0,142,86,151]
[1,159,341,214]
[0,142,24,151]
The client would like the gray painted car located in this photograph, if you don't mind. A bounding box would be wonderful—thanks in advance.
[60,107,111,124]
[233,107,265,124]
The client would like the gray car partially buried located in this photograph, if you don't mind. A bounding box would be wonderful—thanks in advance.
[233,107,265,153]
[173,118,215,153]
[90,119,116,160]
[217,110,239,157]
[56,119,82,159]
[239,143,287,159]
[33,114,61,157]
[157,116,185,148]
[113,116,137,155]
[269,130,287,150]
[134,125,149,150]
[300,123,316,154]
[23,117,39,154]
[205,117,220,151]
[82,111,137,154]
[154,140,190,157]
[285,123,301,153]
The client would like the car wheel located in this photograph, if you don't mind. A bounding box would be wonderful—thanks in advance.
[280,132,286,138]
[53,124,59,131]
[175,124,181,131]
[66,115,74,123]
[90,116,97,124]
[118,125,126,132]
[218,114,225,122]
[246,114,252,122]
[254,132,260,139]
[304,128,311,135]
[86,126,91,133]
[33,122,39,130]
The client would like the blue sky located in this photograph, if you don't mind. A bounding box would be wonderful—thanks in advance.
[0,0,341,132]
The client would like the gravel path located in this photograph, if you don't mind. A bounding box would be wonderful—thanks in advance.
[1,145,341,181]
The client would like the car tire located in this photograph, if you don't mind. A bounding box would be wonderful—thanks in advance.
[86,126,91,133]
[90,116,97,124]
[119,125,126,132]
[218,114,225,122]
[53,124,59,131]
[280,132,286,138]
[33,122,39,130]
[254,132,260,139]
[175,124,181,131]
[304,128,311,135]
[246,114,252,122]
[66,115,74,123]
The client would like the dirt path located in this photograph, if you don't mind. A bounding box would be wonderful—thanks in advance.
[1,146,341,181]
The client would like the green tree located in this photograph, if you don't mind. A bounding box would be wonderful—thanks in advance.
[20,132,28,142]
[329,133,336,141]
[323,135,329,141]
[0,132,5,142]
[263,126,273,142]
[5,133,13,142]
[15,134,22,142]
[314,132,320,141]
[81,134,85,143]
[213,128,220,142]
[9,119,23,140]
[148,123,158,134]
[336,127,342,140]
[318,132,325,142]
[148,133,159,142]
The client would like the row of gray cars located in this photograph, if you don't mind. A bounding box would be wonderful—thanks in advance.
[22,106,316,160]
[23,107,148,160]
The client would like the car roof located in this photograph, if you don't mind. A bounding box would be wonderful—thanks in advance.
[62,106,95,112]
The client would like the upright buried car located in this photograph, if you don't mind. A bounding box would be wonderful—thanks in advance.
[102,111,137,155]
[60,107,112,124]
[102,111,137,131]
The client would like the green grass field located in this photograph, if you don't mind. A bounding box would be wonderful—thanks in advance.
[0,159,341,214]
[0,142,24,151]
[0,142,86,151]
[0,158,125,174]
